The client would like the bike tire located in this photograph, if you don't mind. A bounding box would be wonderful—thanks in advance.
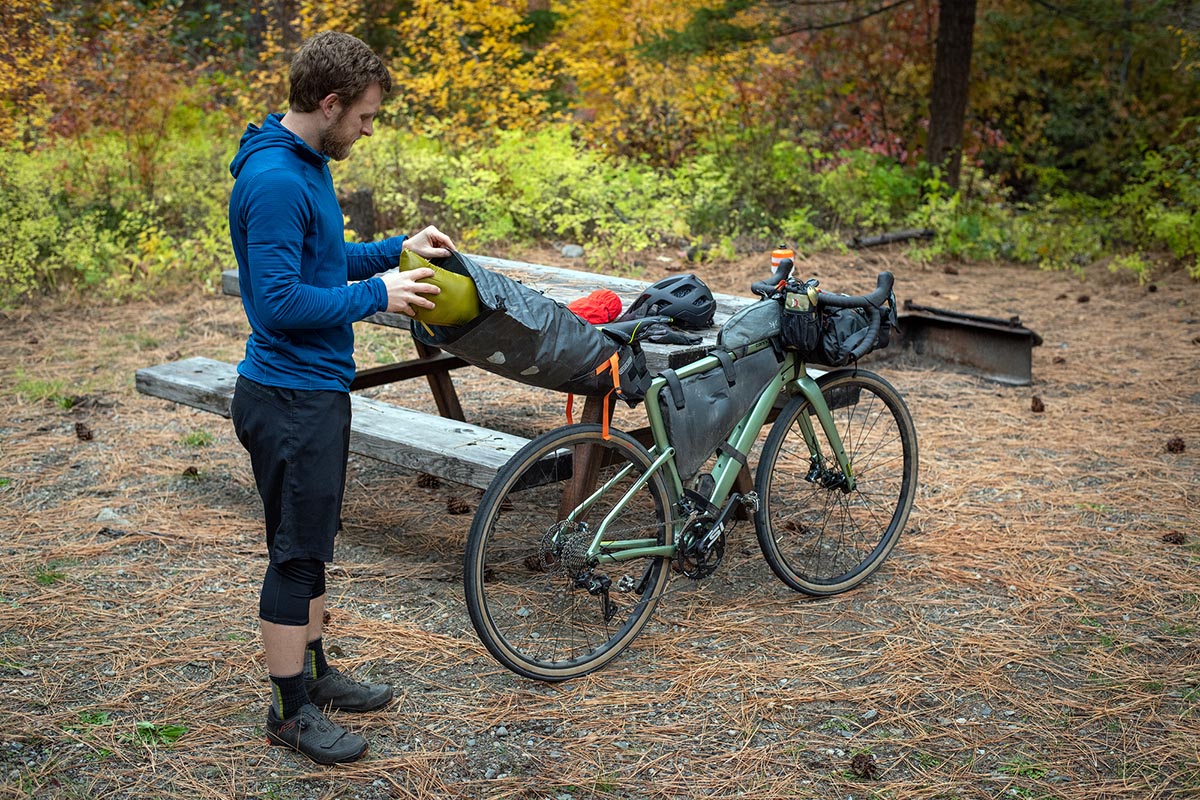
[754,369,918,595]
[464,423,673,681]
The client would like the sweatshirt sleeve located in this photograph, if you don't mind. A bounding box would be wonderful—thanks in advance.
[346,236,406,281]
[242,169,387,330]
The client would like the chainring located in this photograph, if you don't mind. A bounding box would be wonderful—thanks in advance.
[674,518,726,579]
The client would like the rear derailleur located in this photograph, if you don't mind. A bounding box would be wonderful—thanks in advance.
[573,571,618,623]
[537,522,620,622]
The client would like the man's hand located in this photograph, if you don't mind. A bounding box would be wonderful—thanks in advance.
[403,225,456,260]
[380,267,439,317]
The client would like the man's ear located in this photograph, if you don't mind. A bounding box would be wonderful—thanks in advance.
[318,93,341,118]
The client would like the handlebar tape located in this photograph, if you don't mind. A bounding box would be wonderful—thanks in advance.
[750,257,794,298]
[816,271,894,309]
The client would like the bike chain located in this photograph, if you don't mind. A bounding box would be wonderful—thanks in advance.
[535,491,761,614]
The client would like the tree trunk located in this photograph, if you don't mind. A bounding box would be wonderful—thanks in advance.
[926,0,977,189]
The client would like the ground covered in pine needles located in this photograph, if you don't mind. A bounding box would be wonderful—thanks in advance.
[1,248,1198,800]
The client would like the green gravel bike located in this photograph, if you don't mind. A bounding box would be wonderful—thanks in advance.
[464,261,918,681]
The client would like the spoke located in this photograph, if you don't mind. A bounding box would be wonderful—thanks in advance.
[466,426,674,678]
[755,374,914,595]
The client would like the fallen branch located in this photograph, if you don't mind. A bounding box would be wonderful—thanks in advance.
[848,228,934,248]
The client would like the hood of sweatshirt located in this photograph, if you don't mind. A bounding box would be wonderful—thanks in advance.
[229,113,327,179]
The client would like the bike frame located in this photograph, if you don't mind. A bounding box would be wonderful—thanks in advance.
[572,338,855,566]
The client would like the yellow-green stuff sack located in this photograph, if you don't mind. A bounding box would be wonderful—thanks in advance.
[398,249,481,327]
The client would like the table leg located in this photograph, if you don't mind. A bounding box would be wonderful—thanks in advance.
[579,394,611,427]
[557,394,614,519]
[413,340,465,421]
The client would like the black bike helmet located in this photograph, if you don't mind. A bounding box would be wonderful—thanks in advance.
[618,273,716,329]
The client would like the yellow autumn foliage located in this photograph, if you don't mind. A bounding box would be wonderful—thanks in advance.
[553,0,792,164]
[390,0,561,146]
[1171,24,1198,73]
[0,0,71,145]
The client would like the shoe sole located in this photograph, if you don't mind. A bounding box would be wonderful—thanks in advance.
[265,733,368,765]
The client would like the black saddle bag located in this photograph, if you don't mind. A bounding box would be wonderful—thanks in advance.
[412,252,651,402]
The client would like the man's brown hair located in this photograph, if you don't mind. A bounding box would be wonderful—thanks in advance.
[288,31,392,113]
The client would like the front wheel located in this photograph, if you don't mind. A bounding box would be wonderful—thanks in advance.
[754,369,918,595]
[464,424,674,681]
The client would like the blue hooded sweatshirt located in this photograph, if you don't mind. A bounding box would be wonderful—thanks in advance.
[228,113,404,391]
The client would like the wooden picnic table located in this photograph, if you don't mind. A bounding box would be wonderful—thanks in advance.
[137,255,757,490]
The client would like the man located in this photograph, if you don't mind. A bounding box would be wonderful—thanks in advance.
[228,31,453,765]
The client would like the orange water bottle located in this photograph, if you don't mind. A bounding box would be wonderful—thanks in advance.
[771,246,794,271]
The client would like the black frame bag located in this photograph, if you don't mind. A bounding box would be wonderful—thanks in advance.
[657,346,782,480]
[412,252,651,402]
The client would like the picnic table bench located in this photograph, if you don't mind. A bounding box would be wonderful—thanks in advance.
[135,255,756,490]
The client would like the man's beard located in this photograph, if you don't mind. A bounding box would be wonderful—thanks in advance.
[319,112,356,161]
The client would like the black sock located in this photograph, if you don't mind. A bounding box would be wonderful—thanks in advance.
[270,672,308,719]
[304,638,330,680]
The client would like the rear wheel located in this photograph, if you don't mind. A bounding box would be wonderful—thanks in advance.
[464,424,673,681]
[754,369,918,595]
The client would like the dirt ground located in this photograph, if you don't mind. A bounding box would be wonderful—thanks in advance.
[1,247,1198,800]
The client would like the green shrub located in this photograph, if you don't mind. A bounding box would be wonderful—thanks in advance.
[1107,138,1200,277]
[904,168,1012,263]
[776,205,841,254]
[347,126,686,268]
[337,130,458,237]
[669,152,743,238]
[7,106,1196,304]
[442,126,683,259]
[0,107,236,305]
[997,204,1102,272]
[964,136,1200,280]
[668,133,833,245]
[818,150,922,235]
[1108,253,1155,284]
[0,152,61,301]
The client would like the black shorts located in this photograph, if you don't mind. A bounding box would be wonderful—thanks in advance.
[231,375,350,563]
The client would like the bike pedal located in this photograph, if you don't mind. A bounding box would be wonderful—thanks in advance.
[739,491,760,512]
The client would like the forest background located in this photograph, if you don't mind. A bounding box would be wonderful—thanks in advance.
[1,0,1198,306]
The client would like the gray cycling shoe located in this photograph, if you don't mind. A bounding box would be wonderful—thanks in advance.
[265,702,368,765]
[306,668,394,713]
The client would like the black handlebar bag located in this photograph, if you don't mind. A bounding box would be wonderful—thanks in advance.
[776,279,898,367]
[411,251,651,402]
[808,304,897,367]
